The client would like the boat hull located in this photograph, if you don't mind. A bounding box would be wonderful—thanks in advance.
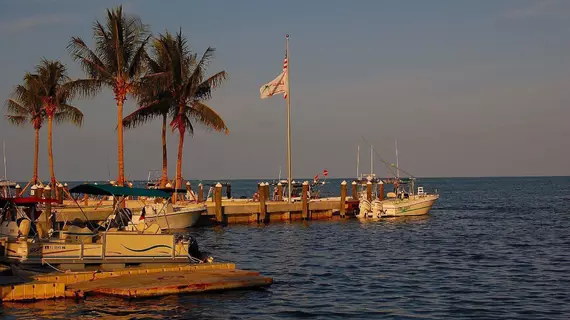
[144,205,205,230]
[381,194,439,217]
[0,232,192,268]
[357,194,439,219]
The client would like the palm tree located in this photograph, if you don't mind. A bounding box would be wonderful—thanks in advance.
[68,5,150,186]
[29,59,85,189]
[124,30,228,194]
[122,31,228,193]
[4,77,44,185]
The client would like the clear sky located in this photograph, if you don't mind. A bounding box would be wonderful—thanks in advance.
[1,0,570,181]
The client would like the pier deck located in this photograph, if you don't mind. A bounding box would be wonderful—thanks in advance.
[1,262,272,301]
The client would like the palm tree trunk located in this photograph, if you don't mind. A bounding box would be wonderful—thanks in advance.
[47,116,55,188]
[33,128,39,184]
[176,127,185,193]
[117,99,125,186]
[160,114,168,188]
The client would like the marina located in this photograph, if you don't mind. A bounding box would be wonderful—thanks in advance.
[1,1,567,318]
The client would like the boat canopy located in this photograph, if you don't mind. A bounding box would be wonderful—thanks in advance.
[69,184,170,198]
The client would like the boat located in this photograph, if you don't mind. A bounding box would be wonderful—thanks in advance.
[0,184,212,273]
[354,141,439,219]
[135,202,205,230]
[356,177,439,219]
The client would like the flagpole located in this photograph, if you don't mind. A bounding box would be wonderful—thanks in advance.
[286,34,292,203]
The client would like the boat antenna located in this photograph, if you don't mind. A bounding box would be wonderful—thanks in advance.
[2,140,6,181]
[356,145,360,179]
[395,139,399,179]
[370,145,373,176]
[279,166,282,181]
[359,136,415,179]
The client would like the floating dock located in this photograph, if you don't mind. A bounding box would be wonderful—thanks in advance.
[1,263,272,301]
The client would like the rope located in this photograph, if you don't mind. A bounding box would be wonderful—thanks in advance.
[42,259,67,273]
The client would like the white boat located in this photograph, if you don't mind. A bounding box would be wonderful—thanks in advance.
[357,186,439,219]
[354,141,439,219]
[134,203,205,230]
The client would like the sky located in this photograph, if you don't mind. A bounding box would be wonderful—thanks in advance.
[1,0,570,181]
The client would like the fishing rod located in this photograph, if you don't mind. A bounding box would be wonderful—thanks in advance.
[359,136,416,179]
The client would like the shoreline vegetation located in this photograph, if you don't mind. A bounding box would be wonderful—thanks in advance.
[4,5,228,198]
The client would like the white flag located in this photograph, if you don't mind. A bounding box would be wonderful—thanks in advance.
[260,71,288,99]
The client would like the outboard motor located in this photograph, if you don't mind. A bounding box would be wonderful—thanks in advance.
[187,235,213,263]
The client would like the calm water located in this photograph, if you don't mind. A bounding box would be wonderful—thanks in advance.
[2,177,570,319]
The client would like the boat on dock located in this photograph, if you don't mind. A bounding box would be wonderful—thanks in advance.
[0,184,211,273]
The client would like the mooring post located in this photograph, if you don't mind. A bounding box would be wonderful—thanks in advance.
[197,183,204,202]
[366,181,372,202]
[44,185,51,231]
[264,182,270,200]
[214,183,223,223]
[15,184,21,198]
[277,182,283,201]
[259,182,267,223]
[83,182,89,206]
[302,181,309,220]
[340,180,347,218]
[64,183,69,198]
[378,181,384,200]
[185,181,191,193]
[57,183,64,204]
[37,184,44,200]
[351,181,357,200]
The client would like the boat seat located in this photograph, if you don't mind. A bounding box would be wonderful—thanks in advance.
[387,192,397,198]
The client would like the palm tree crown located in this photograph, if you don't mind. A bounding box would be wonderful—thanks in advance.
[68,5,150,186]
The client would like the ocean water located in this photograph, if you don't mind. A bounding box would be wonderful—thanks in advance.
[2,177,570,319]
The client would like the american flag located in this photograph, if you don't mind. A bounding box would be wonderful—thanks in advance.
[283,51,288,99]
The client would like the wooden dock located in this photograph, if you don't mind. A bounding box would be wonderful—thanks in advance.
[1,262,272,301]
[48,181,362,225]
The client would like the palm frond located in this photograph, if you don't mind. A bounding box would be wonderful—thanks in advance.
[122,99,170,129]
[193,71,228,101]
[68,36,112,80]
[62,78,104,99]
[5,99,29,115]
[4,115,27,126]
[188,101,228,134]
[54,104,84,126]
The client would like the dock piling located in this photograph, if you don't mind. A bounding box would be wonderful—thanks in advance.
[378,181,384,200]
[351,181,357,200]
[277,182,283,201]
[340,181,347,218]
[366,181,372,202]
[259,183,268,223]
[302,181,309,220]
[214,183,223,223]
[37,184,44,200]
[57,183,64,204]
[15,184,21,197]
[198,183,204,202]
[44,185,52,230]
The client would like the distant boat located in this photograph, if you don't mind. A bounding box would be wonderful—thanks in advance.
[354,140,439,219]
